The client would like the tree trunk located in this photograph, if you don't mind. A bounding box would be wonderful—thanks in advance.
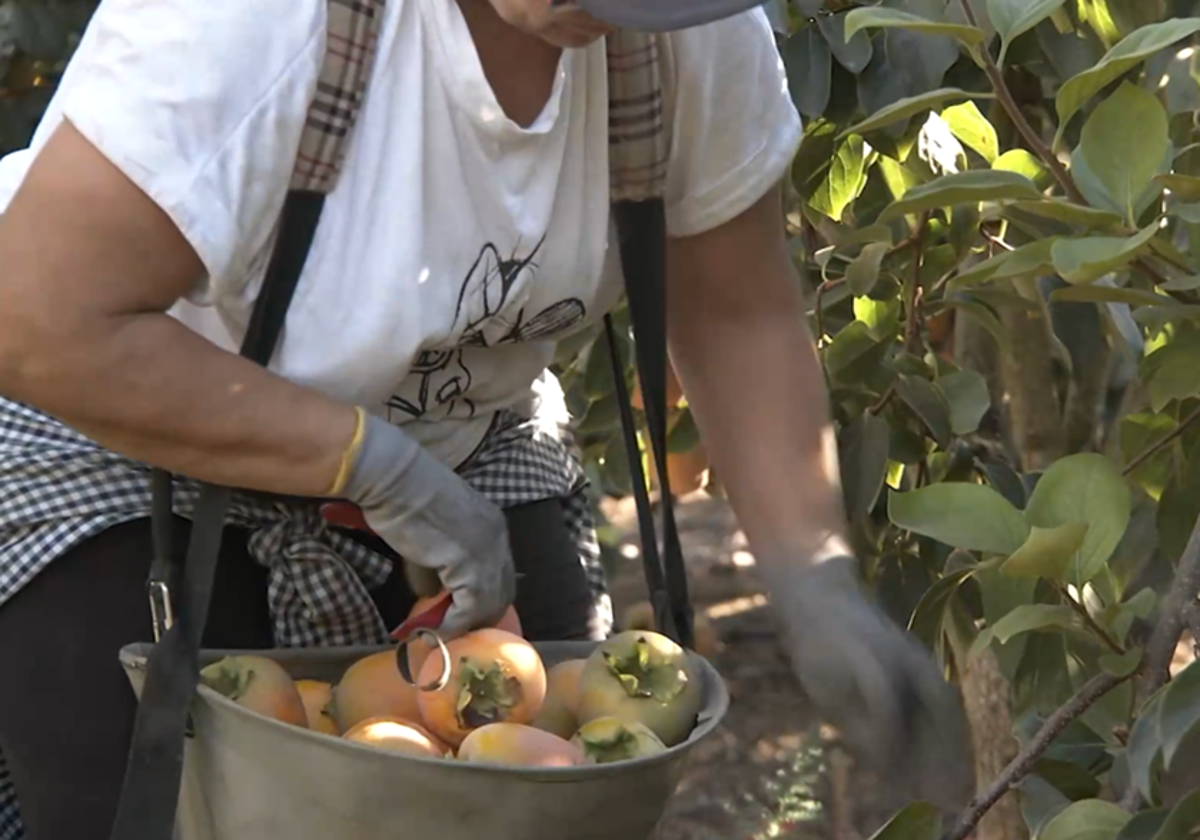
[960,649,1029,840]
[951,302,1061,840]
[999,298,1068,470]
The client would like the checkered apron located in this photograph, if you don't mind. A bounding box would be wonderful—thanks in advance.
[0,4,671,834]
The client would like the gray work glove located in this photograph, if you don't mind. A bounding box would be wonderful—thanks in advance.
[759,552,974,811]
[342,412,516,639]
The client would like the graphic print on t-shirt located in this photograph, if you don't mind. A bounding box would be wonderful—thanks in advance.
[386,235,586,422]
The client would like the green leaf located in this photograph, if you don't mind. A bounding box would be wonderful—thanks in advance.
[1123,426,1168,489]
[855,295,901,339]
[1109,589,1157,643]
[942,100,999,163]
[599,434,633,496]
[1056,19,1200,129]
[825,320,891,385]
[979,455,1027,510]
[1049,284,1171,307]
[935,369,991,435]
[888,483,1030,554]
[1023,453,1133,583]
[816,12,874,74]
[845,241,890,296]
[1169,203,1200,224]
[1100,646,1143,678]
[1157,444,1200,564]
[878,170,1042,222]
[666,407,701,454]
[839,412,892,519]
[969,604,1077,660]
[977,565,1039,676]
[895,374,953,446]
[908,565,982,649]
[1126,687,1169,803]
[1158,660,1200,769]
[1004,199,1124,231]
[1071,83,1171,227]
[577,392,620,434]
[1156,173,1200,201]
[950,251,1009,288]
[582,334,617,400]
[839,88,988,139]
[939,295,1010,352]
[1140,329,1200,412]
[1114,810,1169,840]
[1022,774,1075,836]
[843,7,988,47]
[1039,799,1132,840]
[1000,522,1090,579]
[993,148,1050,186]
[1013,630,1075,715]
[782,25,832,120]
[949,238,1059,289]
[1050,226,1161,284]
[1153,790,1200,840]
[866,802,943,840]
[1033,757,1103,801]
[794,119,840,205]
[840,224,896,248]
[811,134,868,222]
[988,0,1066,66]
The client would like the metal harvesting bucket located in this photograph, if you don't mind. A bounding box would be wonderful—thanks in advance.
[119,640,729,840]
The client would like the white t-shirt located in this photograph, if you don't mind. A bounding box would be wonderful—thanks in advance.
[0,0,801,469]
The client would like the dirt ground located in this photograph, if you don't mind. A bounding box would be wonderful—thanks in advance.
[601,492,905,840]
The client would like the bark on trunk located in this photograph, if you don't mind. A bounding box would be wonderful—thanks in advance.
[999,299,1067,470]
[951,301,1064,840]
[960,648,1029,840]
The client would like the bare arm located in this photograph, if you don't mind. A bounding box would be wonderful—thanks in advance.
[0,121,355,495]
[666,182,850,566]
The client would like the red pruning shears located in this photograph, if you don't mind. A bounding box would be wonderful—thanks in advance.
[319,501,455,641]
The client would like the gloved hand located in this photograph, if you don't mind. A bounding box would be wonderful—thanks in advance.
[340,411,516,640]
[760,552,974,811]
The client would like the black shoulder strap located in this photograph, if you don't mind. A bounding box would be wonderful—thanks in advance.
[108,191,326,840]
[607,199,695,651]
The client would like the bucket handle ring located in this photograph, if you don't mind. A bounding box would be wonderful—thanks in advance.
[395,627,452,693]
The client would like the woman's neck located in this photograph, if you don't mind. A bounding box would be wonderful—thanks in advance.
[456,0,564,128]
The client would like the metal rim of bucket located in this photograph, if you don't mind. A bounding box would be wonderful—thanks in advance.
[121,644,730,782]
[194,655,728,781]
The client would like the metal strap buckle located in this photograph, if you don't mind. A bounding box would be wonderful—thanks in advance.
[147,579,174,642]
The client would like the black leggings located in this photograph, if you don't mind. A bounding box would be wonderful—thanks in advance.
[0,497,596,840]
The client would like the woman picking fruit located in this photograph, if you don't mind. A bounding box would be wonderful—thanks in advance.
[0,0,971,837]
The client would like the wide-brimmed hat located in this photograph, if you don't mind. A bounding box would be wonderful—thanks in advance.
[564,0,767,31]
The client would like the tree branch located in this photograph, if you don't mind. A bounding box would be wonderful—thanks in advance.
[815,278,844,345]
[904,213,930,354]
[956,0,1086,205]
[1123,405,1200,477]
[868,384,896,416]
[1121,510,1200,811]
[1145,249,1194,278]
[944,670,1134,840]
[1133,257,1177,290]
[1185,602,1200,656]
[1135,512,1200,706]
